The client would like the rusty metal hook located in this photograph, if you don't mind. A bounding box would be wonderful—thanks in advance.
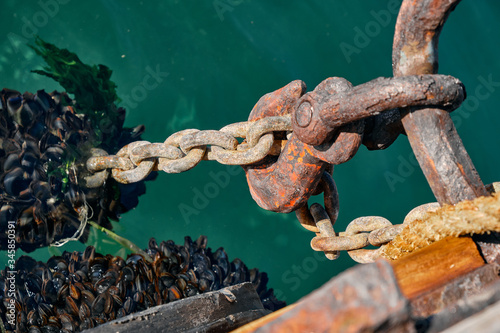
[243,79,363,213]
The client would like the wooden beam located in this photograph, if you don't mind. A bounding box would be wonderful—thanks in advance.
[391,236,485,299]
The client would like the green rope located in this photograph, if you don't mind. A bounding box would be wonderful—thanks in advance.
[88,221,153,262]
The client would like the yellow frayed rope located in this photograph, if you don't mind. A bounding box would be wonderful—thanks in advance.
[380,191,500,261]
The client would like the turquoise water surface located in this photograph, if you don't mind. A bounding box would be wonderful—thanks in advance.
[1,1,500,304]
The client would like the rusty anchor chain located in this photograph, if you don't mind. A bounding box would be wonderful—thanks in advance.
[85,115,292,185]
[83,0,487,263]
[84,73,466,263]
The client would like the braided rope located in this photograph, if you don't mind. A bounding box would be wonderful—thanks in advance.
[380,191,500,260]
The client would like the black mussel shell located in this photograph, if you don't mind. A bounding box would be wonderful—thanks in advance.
[1,236,285,332]
[0,89,154,252]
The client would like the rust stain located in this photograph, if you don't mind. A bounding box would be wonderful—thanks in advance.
[424,30,435,43]
[457,162,465,176]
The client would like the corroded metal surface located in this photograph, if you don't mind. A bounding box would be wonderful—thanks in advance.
[307,172,340,260]
[83,148,110,188]
[243,81,327,213]
[369,224,405,246]
[236,237,500,332]
[239,260,411,332]
[475,232,500,265]
[292,75,465,146]
[410,264,500,318]
[424,277,500,332]
[393,0,488,204]
[440,300,500,333]
[310,217,401,252]
[86,113,293,179]
[111,141,155,184]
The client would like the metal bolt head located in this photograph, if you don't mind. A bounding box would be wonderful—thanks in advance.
[295,102,313,127]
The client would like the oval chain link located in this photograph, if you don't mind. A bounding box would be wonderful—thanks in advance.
[160,129,205,174]
[111,141,156,184]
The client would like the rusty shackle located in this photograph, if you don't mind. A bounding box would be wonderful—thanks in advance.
[292,75,465,146]
[244,73,467,214]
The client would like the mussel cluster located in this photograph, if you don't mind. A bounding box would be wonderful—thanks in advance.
[0,89,152,252]
[0,236,285,332]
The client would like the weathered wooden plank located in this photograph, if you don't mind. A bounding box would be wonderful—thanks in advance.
[85,283,269,333]
[391,237,485,299]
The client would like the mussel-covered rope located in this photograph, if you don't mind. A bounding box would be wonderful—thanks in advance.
[50,203,90,248]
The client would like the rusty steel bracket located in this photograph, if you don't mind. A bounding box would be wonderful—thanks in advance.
[243,77,367,213]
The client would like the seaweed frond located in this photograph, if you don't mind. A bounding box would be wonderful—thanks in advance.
[30,36,119,122]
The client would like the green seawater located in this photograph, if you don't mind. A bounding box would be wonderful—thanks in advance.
[1,1,500,304]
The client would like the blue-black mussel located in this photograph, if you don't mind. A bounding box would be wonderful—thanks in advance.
[0,89,155,252]
[0,236,285,332]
